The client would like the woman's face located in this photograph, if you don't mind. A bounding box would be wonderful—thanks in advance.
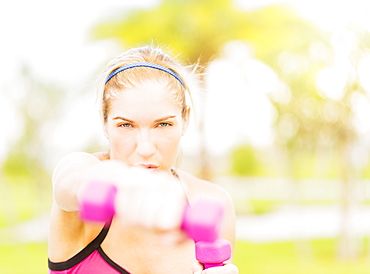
[104,81,189,172]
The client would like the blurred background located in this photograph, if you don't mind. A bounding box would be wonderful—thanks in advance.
[1,0,370,273]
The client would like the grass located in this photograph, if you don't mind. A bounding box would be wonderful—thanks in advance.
[1,239,370,273]
[234,239,370,274]
[0,176,51,273]
[0,242,48,274]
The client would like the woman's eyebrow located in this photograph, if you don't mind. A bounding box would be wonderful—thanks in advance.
[112,115,176,123]
[154,115,176,122]
[112,116,134,123]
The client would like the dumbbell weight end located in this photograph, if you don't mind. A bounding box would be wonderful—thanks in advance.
[181,200,224,243]
[195,238,231,269]
[79,181,118,222]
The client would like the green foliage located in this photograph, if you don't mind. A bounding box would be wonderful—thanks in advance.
[249,200,285,214]
[2,65,64,179]
[288,149,343,179]
[228,144,344,179]
[2,151,45,179]
[234,239,370,274]
[0,176,52,227]
[2,152,33,178]
[92,1,320,67]
[230,144,262,177]
[361,162,370,179]
[93,0,242,63]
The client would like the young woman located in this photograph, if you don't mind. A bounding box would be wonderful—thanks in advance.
[48,46,238,274]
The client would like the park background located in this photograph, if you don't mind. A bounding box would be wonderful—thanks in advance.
[2,0,370,273]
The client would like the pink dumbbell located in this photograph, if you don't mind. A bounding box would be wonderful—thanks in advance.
[79,180,231,268]
[196,238,231,269]
[182,200,231,268]
[79,180,118,222]
[79,181,222,238]
[181,199,224,242]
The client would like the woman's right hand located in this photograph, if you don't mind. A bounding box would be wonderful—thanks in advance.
[80,160,187,233]
[114,165,187,232]
[192,262,239,274]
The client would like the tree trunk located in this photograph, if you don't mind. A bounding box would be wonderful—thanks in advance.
[337,142,358,260]
[197,69,213,181]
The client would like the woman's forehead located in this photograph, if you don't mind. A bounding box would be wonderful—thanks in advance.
[113,84,176,102]
[108,85,182,119]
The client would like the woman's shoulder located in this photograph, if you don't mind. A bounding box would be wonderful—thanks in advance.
[92,151,110,161]
[176,169,232,205]
[54,151,99,167]
[176,169,236,245]
[58,151,109,161]
[54,151,108,169]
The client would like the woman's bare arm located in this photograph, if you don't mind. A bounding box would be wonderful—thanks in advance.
[52,152,101,212]
[53,152,187,231]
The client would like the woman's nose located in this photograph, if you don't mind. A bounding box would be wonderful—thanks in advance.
[136,131,156,159]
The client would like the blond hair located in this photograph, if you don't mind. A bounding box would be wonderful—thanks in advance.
[97,46,197,123]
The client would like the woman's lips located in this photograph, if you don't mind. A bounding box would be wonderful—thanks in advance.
[135,164,159,170]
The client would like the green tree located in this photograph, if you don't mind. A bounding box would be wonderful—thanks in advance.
[2,65,63,179]
[230,144,261,177]
[270,26,370,259]
[92,0,321,180]
[1,65,64,225]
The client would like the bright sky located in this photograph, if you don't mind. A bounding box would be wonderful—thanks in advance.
[1,0,370,168]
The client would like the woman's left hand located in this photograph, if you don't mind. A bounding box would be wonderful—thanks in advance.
[192,262,239,274]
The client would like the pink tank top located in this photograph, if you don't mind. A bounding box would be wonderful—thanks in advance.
[48,221,130,274]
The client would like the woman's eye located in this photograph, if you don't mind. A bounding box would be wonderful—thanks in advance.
[119,123,132,128]
[158,122,172,127]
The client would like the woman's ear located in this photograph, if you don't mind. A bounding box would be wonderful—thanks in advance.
[182,107,191,135]
[103,122,109,140]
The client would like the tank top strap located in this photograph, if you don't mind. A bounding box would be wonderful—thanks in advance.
[87,218,112,249]
[48,218,113,271]
[170,168,179,178]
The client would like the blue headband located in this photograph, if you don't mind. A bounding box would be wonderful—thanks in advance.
[105,62,184,86]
